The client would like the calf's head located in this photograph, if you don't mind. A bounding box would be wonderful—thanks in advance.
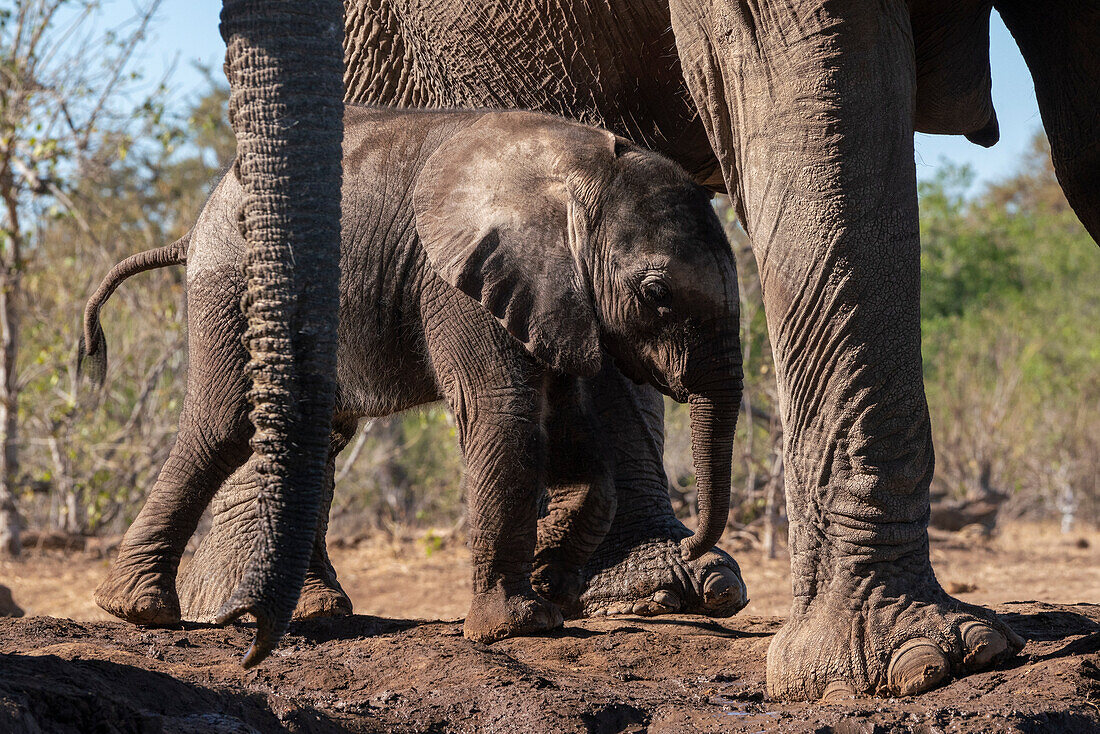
[414,112,743,560]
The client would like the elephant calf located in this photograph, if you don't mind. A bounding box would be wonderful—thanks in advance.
[83,107,743,643]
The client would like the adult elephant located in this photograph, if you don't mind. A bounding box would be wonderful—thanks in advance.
[180,0,1097,698]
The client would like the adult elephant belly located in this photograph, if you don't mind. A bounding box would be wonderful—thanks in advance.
[344,0,724,188]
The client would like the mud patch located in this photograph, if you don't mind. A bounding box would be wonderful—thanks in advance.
[0,602,1096,733]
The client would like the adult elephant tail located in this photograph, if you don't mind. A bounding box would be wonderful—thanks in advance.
[215,0,345,668]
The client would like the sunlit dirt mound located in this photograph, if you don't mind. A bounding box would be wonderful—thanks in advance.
[0,602,1096,733]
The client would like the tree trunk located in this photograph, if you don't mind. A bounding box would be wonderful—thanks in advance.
[215,0,345,667]
[0,200,22,556]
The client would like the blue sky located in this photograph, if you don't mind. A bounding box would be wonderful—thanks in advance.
[118,0,1042,186]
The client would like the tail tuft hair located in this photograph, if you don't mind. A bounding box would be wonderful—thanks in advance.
[76,321,108,388]
[77,231,188,390]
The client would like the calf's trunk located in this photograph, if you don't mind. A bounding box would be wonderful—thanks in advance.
[681,383,740,561]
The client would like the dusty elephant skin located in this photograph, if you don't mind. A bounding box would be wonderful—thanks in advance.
[85,106,745,646]
[212,0,345,667]
[240,0,1100,700]
[0,602,1096,733]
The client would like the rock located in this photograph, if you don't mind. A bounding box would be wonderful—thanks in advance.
[0,585,23,617]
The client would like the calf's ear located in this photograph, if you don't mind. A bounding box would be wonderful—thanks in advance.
[413,113,612,378]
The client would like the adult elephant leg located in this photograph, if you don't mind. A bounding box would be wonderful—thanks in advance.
[578,365,747,618]
[178,417,357,622]
[671,0,1021,699]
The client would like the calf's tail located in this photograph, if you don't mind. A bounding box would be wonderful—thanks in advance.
[78,232,190,386]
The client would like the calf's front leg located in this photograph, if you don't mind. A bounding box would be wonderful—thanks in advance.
[456,376,563,643]
[430,329,559,643]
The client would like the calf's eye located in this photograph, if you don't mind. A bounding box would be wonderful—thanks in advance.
[640,275,670,305]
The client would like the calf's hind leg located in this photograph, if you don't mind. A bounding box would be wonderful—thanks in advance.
[295,414,358,619]
[433,347,560,641]
[95,272,253,625]
[177,415,357,622]
[532,375,616,615]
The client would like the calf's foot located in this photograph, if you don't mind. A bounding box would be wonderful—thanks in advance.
[464,580,563,643]
[95,559,181,626]
[294,573,352,620]
[579,519,747,618]
[766,566,1023,701]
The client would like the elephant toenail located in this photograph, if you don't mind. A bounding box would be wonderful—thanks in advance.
[961,621,1008,670]
[652,590,679,609]
[887,638,949,697]
[821,681,859,702]
[703,567,747,614]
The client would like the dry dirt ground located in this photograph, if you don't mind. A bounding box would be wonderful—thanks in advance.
[0,522,1096,732]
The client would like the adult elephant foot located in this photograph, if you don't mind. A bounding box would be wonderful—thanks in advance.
[577,365,748,620]
[577,521,746,618]
[766,567,1023,701]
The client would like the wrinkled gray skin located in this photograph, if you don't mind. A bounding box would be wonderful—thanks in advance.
[110,0,1096,695]
[91,107,744,644]
[217,0,1091,698]
[212,0,345,667]
[335,0,1093,700]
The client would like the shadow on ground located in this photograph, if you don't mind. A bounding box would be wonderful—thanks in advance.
[0,602,1097,733]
